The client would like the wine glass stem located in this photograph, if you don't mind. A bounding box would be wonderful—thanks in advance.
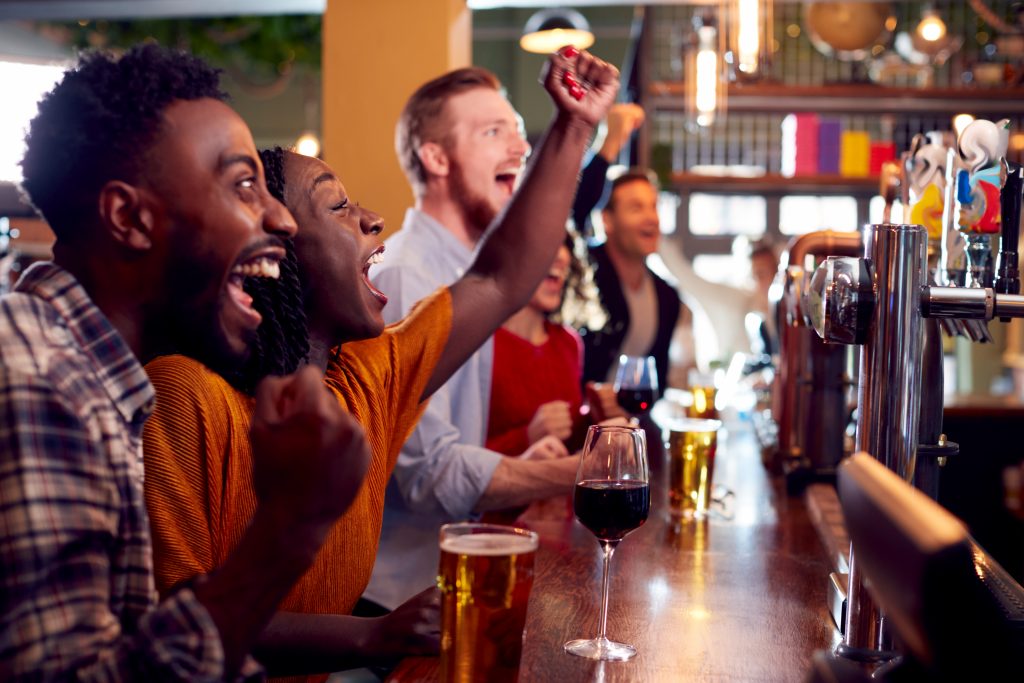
[597,540,618,641]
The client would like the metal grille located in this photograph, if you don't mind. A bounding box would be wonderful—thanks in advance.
[649,1,1022,87]
[647,1,1024,174]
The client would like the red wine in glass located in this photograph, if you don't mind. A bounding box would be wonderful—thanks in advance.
[615,388,656,416]
[565,425,649,661]
[574,480,650,541]
[614,355,658,417]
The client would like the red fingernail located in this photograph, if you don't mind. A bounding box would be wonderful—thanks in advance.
[569,84,585,101]
[563,71,577,86]
[561,45,579,58]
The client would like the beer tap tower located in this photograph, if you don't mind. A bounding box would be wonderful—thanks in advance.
[802,132,1023,660]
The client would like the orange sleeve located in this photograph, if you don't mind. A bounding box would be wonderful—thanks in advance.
[143,355,233,595]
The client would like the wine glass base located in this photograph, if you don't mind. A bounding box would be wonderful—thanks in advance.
[564,636,637,661]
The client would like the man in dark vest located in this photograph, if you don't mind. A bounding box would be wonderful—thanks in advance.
[582,169,681,394]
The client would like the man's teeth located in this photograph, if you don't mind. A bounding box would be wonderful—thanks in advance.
[232,257,281,279]
[366,251,384,266]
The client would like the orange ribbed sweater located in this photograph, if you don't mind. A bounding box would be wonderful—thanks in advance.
[142,288,451,680]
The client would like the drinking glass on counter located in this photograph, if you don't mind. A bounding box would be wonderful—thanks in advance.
[565,424,650,661]
[438,523,538,683]
[613,355,658,416]
[667,418,722,519]
[686,369,718,419]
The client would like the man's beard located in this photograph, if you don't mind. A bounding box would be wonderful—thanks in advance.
[149,250,252,373]
[449,158,499,239]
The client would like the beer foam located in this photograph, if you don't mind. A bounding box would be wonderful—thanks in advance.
[441,532,538,556]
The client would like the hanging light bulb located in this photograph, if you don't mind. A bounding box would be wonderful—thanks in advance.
[736,0,760,74]
[685,12,727,131]
[695,27,719,127]
[728,0,773,79]
[916,6,947,43]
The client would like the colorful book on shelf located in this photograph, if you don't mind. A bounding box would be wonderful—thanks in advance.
[840,131,871,178]
[781,113,819,177]
[869,142,896,174]
[818,119,841,175]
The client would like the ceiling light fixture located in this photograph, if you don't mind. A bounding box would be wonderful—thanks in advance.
[520,8,595,55]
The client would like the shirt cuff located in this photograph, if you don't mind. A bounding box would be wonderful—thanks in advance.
[139,587,264,683]
[437,446,503,519]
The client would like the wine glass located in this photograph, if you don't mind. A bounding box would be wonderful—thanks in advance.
[564,424,650,661]
[613,355,658,416]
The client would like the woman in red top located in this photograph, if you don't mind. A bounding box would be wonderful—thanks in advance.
[487,234,619,457]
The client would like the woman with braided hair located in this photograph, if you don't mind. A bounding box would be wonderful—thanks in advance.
[142,48,619,680]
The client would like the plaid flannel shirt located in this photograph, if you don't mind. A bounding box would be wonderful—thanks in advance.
[0,262,253,682]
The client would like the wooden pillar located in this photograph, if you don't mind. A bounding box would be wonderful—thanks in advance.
[322,0,471,236]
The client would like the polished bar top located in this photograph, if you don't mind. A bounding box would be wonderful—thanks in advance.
[388,423,837,682]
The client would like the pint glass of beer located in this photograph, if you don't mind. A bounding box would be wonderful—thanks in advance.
[438,523,539,683]
[667,418,722,518]
[686,369,718,419]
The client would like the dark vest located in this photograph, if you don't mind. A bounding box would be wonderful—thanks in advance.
[580,243,681,395]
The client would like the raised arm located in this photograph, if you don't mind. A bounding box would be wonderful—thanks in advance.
[422,49,619,400]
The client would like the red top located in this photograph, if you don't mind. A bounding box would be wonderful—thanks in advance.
[487,322,586,455]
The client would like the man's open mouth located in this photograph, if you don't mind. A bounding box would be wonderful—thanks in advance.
[226,250,284,328]
[495,171,518,194]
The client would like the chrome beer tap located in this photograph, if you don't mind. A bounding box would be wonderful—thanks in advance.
[770,231,861,484]
[802,144,1024,658]
[804,221,1024,662]
[802,120,1022,661]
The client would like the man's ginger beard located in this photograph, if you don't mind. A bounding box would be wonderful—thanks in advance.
[447,154,499,241]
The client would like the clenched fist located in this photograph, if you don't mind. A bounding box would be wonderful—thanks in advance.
[520,435,570,461]
[527,400,573,444]
[540,47,619,129]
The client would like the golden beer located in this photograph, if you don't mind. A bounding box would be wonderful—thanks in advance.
[667,418,721,518]
[687,385,718,419]
[438,524,538,683]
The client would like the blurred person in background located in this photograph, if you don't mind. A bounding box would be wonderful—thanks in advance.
[579,169,684,394]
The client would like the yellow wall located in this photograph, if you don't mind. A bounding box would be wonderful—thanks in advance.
[322,0,471,237]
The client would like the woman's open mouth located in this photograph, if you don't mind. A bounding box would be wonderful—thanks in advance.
[362,246,388,306]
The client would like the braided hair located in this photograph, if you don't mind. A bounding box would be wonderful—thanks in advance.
[225,147,311,395]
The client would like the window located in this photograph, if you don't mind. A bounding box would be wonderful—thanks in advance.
[688,193,766,236]
[693,253,752,288]
[779,195,858,235]
[0,61,67,184]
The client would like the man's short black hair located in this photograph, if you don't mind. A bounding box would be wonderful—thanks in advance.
[20,43,226,242]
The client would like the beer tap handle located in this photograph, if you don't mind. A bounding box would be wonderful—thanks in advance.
[996,160,1022,306]
[956,168,972,207]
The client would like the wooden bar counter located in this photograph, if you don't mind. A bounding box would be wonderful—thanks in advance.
[388,423,838,682]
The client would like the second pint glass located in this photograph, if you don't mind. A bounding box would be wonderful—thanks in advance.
[667,418,722,518]
[438,523,538,683]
